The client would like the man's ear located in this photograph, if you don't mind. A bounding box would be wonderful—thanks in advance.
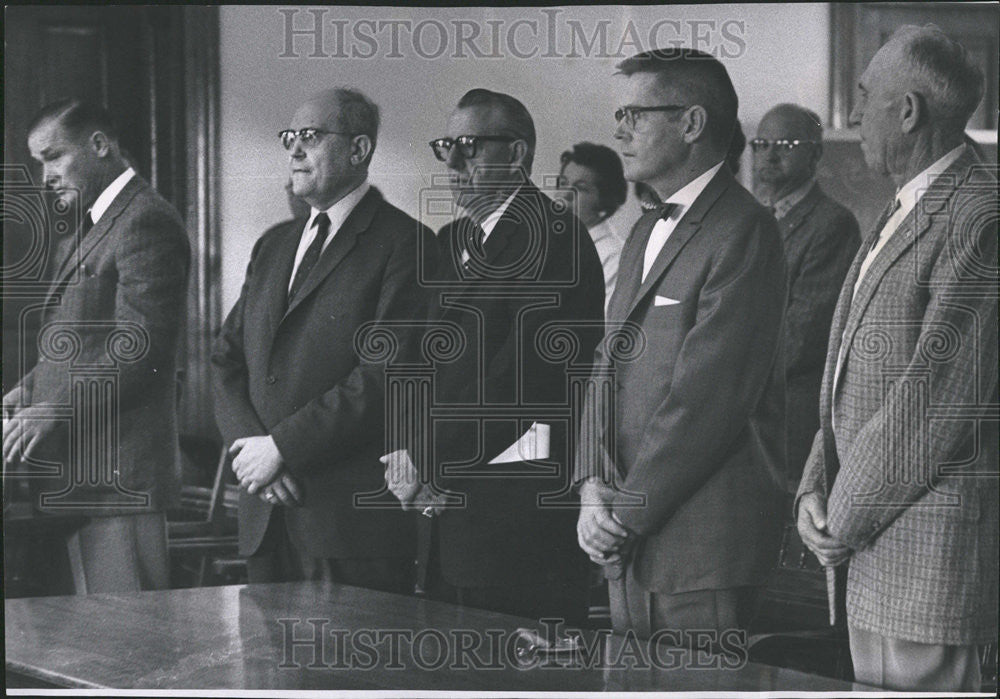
[350,134,374,166]
[89,131,113,158]
[509,139,528,167]
[900,91,925,134]
[682,106,708,144]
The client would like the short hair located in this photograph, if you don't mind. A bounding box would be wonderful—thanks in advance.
[616,48,738,151]
[893,24,984,132]
[332,88,380,161]
[726,120,747,174]
[560,142,627,216]
[27,99,118,142]
[456,88,536,170]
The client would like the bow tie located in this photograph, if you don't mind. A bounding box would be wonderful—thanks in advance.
[640,200,680,221]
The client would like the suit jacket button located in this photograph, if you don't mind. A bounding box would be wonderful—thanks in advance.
[266,375,277,384]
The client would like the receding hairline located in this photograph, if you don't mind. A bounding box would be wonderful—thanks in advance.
[759,104,823,140]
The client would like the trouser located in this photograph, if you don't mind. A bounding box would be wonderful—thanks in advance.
[848,624,982,691]
[66,511,170,593]
[609,566,760,652]
[245,508,413,595]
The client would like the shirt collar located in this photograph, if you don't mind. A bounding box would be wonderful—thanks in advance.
[896,144,966,214]
[307,181,370,234]
[661,162,725,220]
[479,186,521,239]
[90,167,136,224]
[771,178,816,220]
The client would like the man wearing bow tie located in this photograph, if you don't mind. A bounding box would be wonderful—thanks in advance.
[574,48,788,648]
[212,88,431,590]
[2,100,189,593]
[796,26,997,691]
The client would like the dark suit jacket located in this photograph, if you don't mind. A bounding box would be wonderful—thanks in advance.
[23,174,190,515]
[576,167,787,596]
[779,184,860,485]
[212,187,432,559]
[421,181,605,588]
[797,148,998,644]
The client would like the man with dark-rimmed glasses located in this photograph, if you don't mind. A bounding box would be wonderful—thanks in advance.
[385,88,604,625]
[212,87,432,590]
[574,48,788,651]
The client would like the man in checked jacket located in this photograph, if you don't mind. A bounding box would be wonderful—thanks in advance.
[795,25,998,691]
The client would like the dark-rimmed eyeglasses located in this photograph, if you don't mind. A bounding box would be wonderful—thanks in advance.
[279,128,351,150]
[749,138,820,153]
[614,105,688,129]
[429,135,519,161]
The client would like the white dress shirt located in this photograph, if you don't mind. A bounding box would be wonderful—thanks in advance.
[588,218,626,312]
[289,181,370,293]
[642,162,725,282]
[90,167,136,223]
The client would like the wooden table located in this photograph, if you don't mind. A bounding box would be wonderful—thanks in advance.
[6,582,870,691]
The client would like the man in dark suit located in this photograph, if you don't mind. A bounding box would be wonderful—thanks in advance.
[575,49,788,648]
[796,26,997,691]
[3,99,190,593]
[752,104,861,487]
[386,89,605,624]
[212,88,431,591]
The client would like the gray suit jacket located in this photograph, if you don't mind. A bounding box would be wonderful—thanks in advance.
[779,184,860,486]
[23,174,190,515]
[797,147,999,644]
[576,167,788,596]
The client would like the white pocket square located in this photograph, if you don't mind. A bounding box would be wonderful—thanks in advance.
[654,295,681,306]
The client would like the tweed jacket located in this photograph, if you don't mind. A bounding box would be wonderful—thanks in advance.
[779,184,861,485]
[22,175,190,515]
[797,148,999,644]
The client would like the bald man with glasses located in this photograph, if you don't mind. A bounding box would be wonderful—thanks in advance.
[752,105,861,489]
[212,88,433,590]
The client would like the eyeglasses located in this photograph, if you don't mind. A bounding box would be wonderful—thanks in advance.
[279,128,352,150]
[614,105,688,130]
[749,138,820,153]
[429,135,520,161]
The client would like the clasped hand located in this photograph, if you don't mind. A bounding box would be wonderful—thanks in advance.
[576,479,632,573]
[796,492,852,567]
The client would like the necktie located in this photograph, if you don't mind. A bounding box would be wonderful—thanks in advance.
[288,212,331,303]
[459,217,486,271]
[853,196,902,295]
[80,210,94,238]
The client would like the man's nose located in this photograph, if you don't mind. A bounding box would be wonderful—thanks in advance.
[613,119,628,141]
[848,104,862,128]
[445,146,464,171]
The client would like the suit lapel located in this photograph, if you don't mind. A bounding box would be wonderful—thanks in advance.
[607,211,656,322]
[624,168,732,319]
[834,151,974,388]
[44,176,146,307]
[263,221,303,337]
[280,187,381,322]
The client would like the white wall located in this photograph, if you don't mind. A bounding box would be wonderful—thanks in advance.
[219,4,830,311]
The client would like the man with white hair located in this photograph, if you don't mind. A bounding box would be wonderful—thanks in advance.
[796,25,997,691]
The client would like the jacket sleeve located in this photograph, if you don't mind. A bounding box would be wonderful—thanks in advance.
[612,213,787,536]
[785,209,861,378]
[210,235,269,447]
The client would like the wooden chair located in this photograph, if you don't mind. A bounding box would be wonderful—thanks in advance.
[167,446,243,586]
